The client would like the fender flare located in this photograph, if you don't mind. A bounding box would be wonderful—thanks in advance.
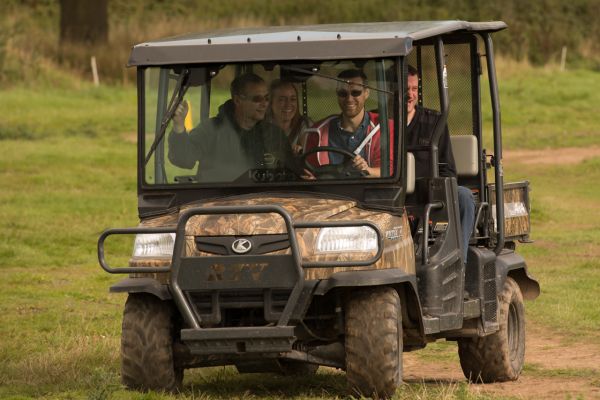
[496,251,540,300]
[314,268,424,336]
[314,268,418,295]
[109,277,172,300]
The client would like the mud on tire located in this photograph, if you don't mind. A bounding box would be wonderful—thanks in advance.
[121,293,183,392]
[345,287,402,399]
[458,277,525,383]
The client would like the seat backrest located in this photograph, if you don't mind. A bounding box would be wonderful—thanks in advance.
[406,152,415,194]
[450,135,478,177]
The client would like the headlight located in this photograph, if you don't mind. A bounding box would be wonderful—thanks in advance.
[132,233,176,258]
[315,226,378,253]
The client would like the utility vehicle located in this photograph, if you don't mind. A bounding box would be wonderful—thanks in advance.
[98,20,540,398]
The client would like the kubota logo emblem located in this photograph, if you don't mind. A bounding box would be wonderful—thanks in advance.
[231,238,252,254]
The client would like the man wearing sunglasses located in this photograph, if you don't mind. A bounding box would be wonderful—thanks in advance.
[168,73,299,181]
[305,69,393,178]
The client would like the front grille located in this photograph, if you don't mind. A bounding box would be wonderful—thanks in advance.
[195,235,290,255]
[189,292,213,315]
[220,290,264,307]
[270,289,291,313]
[187,289,292,325]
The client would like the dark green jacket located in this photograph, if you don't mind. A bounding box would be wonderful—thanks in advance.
[168,100,299,182]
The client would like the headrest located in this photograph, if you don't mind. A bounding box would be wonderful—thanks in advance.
[450,135,478,176]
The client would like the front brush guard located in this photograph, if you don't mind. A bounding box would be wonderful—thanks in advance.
[98,205,383,354]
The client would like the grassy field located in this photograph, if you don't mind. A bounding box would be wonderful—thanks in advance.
[1,65,599,399]
[487,65,600,150]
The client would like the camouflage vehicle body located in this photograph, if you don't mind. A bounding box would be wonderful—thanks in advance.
[128,194,414,281]
[98,20,540,398]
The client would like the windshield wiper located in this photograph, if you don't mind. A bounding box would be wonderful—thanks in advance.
[144,68,191,166]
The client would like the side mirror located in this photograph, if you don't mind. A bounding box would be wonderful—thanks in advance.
[406,152,415,194]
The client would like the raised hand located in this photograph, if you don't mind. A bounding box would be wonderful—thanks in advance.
[173,100,189,133]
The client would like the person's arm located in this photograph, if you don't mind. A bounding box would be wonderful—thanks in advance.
[291,116,311,155]
[168,130,199,169]
[167,102,205,169]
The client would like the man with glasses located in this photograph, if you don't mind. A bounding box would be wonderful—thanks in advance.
[305,69,393,178]
[169,73,298,181]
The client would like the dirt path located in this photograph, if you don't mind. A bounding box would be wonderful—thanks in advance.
[403,322,600,399]
[503,146,600,165]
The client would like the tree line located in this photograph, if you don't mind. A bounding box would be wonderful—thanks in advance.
[106,0,600,66]
[1,0,598,86]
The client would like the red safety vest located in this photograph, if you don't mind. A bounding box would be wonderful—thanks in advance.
[304,111,394,174]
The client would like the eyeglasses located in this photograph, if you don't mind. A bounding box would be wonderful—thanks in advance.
[336,89,363,98]
[239,94,269,103]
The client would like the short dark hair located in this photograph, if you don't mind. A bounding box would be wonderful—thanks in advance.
[337,69,368,85]
[407,64,418,76]
[231,73,265,97]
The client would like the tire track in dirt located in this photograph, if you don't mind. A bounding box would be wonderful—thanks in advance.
[403,322,600,399]
[503,146,600,165]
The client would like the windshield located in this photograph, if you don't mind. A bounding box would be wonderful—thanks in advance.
[143,59,398,186]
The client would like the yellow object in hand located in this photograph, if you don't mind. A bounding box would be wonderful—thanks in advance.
[184,100,193,131]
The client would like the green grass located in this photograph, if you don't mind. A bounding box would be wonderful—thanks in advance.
[1,66,600,399]
[484,67,600,150]
[503,158,600,340]
[523,364,599,379]
[0,85,137,140]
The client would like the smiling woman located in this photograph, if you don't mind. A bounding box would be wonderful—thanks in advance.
[267,79,312,154]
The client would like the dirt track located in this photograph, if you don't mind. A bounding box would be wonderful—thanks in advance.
[404,322,600,399]
[503,146,600,165]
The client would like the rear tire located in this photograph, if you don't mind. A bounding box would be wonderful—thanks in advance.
[121,293,183,392]
[458,277,525,383]
[345,287,402,399]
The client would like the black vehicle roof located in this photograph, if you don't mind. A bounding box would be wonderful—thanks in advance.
[128,20,506,66]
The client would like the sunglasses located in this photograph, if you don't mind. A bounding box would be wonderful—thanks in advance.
[239,94,269,103]
[336,89,363,98]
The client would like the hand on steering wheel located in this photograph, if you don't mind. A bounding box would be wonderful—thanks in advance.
[300,146,368,179]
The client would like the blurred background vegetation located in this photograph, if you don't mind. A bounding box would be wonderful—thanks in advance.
[0,0,599,88]
[2,2,600,399]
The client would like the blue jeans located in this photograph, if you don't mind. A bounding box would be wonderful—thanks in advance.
[457,186,475,262]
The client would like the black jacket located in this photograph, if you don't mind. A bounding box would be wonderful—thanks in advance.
[406,106,457,178]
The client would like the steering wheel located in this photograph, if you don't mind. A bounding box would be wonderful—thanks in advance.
[300,146,367,179]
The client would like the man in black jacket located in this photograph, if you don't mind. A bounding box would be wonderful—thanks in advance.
[168,73,299,182]
[406,65,475,262]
